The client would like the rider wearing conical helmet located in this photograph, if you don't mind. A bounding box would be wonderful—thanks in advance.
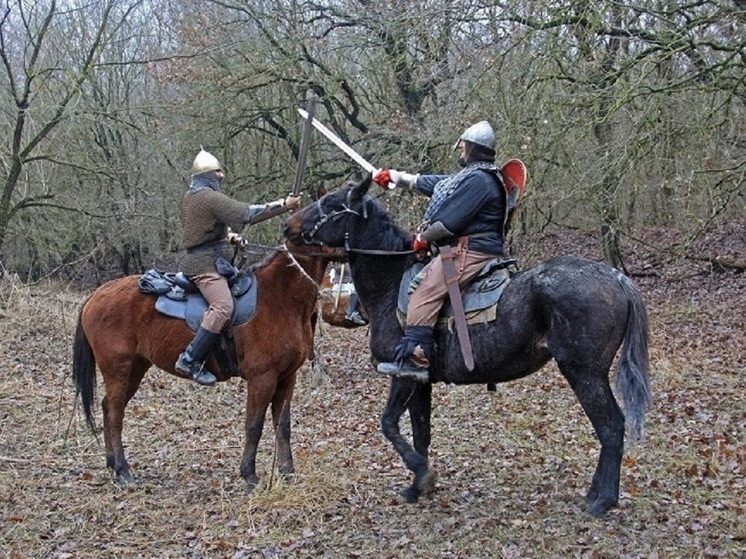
[373,120,507,382]
[176,149,301,386]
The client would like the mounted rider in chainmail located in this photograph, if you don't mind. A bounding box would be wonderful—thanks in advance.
[372,121,507,382]
[175,149,301,386]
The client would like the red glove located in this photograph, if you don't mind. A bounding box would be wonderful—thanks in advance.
[372,169,391,188]
[412,234,429,253]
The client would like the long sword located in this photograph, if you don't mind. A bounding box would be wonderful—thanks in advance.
[250,98,318,225]
[298,108,394,189]
[292,96,317,196]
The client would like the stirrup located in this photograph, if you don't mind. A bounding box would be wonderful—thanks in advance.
[175,354,216,386]
[376,360,429,382]
[191,365,217,386]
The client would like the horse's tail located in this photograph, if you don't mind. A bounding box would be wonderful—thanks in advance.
[614,271,651,444]
[72,305,97,432]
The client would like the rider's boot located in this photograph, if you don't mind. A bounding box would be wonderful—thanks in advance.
[175,327,219,386]
[345,293,368,325]
[345,310,368,326]
[376,325,433,382]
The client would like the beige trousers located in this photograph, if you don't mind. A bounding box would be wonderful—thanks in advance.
[407,242,495,328]
[191,272,234,333]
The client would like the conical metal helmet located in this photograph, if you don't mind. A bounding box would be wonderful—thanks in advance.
[452,120,496,150]
[191,149,222,175]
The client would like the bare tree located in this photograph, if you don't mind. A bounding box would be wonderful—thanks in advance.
[1,0,742,277]
[493,0,745,264]
[0,0,144,262]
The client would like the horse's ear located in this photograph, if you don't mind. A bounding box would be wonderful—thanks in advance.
[312,184,327,201]
[350,173,372,201]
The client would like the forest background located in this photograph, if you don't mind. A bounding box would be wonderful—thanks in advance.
[1,2,744,557]
[0,0,743,280]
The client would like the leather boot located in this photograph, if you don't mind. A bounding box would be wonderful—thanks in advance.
[175,327,219,386]
[345,293,368,325]
[345,310,367,326]
[376,325,433,382]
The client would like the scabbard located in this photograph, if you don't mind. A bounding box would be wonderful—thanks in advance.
[439,244,475,371]
[334,263,345,311]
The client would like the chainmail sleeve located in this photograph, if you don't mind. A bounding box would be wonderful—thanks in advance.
[205,191,251,230]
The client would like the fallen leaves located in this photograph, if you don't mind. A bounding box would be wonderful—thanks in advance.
[0,223,744,557]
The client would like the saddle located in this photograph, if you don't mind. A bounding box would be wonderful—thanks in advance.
[138,269,258,378]
[139,269,258,331]
[396,257,514,329]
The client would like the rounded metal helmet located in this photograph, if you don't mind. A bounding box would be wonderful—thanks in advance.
[191,149,221,175]
[452,120,496,150]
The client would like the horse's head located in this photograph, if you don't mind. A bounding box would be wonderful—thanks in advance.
[284,174,411,255]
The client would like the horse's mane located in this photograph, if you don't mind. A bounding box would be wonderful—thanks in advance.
[339,182,412,253]
[247,247,285,272]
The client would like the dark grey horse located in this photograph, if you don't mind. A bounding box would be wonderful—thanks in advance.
[284,175,651,516]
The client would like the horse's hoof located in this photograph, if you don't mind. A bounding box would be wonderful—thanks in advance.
[279,471,296,484]
[416,469,437,497]
[586,497,616,517]
[244,475,259,492]
[278,462,295,477]
[116,471,135,486]
[585,488,599,503]
[400,486,420,503]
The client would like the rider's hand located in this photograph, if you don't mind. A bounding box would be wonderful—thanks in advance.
[373,169,395,188]
[228,232,249,249]
[412,234,429,254]
[284,195,302,210]
[375,168,418,189]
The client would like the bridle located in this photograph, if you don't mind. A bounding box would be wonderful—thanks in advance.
[299,189,414,257]
[300,190,362,248]
[281,244,323,291]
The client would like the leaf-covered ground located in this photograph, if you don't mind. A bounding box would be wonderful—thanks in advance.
[0,224,744,558]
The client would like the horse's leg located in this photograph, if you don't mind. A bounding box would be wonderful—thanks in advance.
[381,379,433,503]
[270,371,298,479]
[409,382,432,458]
[408,382,437,497]
[100,356,150,484]
[558,361,625,517]
[240,375,277,491]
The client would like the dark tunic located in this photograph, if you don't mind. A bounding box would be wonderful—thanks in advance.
[416,168,506,256]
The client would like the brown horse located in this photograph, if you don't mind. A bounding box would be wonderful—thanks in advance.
[72,247,333,488]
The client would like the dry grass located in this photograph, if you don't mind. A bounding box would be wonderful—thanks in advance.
[1,227,744,558]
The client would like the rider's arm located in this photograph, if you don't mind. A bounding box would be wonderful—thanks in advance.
[414,174,450,198]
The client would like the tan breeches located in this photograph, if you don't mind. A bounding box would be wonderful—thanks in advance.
[191,272,234,333]
[406,246,495,328]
